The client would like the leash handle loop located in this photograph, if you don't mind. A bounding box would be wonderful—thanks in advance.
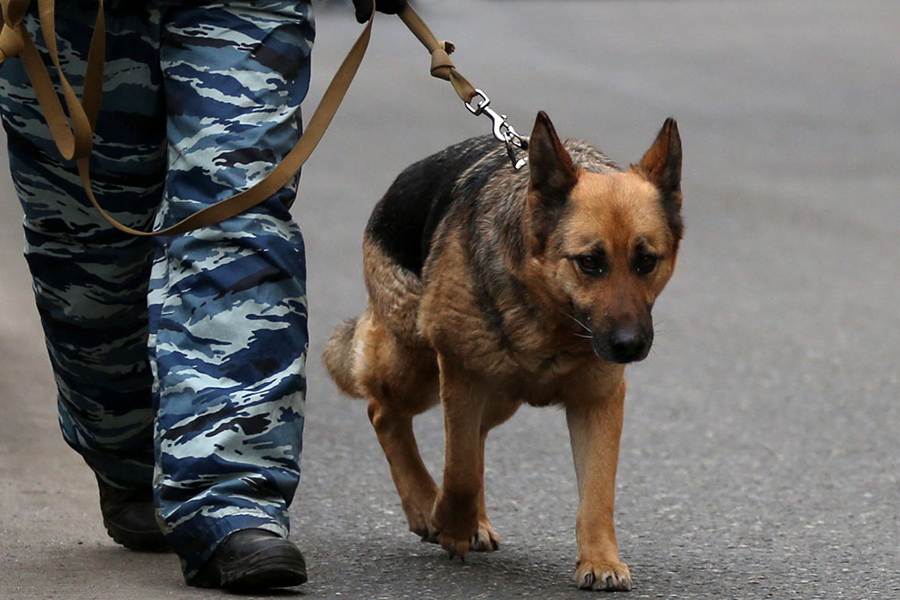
[0,0,375,237]
[79,3,376,237]
[0,22,23,65]
[35,0,102,159]
[1,0,29,29]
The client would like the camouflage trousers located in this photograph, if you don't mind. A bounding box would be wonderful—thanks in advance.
[0,0,314,581]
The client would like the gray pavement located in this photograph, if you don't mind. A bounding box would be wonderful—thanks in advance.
[1,1,899,598]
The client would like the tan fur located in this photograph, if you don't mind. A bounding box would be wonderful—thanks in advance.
[324,113,683,592]
[322,318,362,397]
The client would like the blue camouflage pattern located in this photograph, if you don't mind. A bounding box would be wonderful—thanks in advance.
[0,0,315,581]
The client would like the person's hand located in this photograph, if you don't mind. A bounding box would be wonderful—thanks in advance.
[352,0,409,24]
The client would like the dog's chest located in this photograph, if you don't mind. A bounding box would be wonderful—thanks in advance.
[468,344,598,406]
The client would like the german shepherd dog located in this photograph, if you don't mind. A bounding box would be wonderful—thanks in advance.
[324,112,682,591]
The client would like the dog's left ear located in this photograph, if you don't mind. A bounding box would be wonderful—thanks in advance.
[634,117,682,202]
[633,118,684,241]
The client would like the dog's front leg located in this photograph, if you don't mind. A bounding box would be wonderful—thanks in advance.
[431,353,485,559]
[565,378,632,592]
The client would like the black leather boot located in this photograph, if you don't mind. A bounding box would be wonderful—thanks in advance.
[189,529,308,590]
[96,476,170,552]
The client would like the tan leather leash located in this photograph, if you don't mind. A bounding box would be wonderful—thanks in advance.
[0,0,525,236]
[398,6,529,169]
[0,0,104,162]
[3,0,374,236]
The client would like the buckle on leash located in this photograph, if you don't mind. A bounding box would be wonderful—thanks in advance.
[464,89,529,170]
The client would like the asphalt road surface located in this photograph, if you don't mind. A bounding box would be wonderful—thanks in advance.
[1,1,898,598]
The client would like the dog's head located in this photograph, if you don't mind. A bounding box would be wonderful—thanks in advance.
[524,112,683,364]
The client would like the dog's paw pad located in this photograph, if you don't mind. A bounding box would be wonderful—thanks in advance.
[574,560,632,591]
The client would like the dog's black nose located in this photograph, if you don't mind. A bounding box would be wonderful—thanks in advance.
[608,325,650,363]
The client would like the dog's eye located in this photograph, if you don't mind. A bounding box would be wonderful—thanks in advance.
[575,254,606,276]
[634,253,659,275]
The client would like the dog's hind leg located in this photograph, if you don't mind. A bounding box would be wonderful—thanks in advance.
[357,315,442,541]
[368,394,441,541]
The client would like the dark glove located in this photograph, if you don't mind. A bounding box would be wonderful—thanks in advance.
[352,0,408,24]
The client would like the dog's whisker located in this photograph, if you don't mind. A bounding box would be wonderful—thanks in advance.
[563,311,592,334]
[573,333,592,339]
[654,320,668,337]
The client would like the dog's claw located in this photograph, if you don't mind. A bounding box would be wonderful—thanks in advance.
[469,521,501,552]
[446,549,466,563]
[580,573,595,589]
[574,558,632,591]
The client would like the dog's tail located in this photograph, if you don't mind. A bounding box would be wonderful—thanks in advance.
[323,317,364,398]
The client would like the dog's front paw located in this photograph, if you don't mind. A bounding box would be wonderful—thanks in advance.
[574,558,632,591]
[470,519,500,552]
[436,530,471,559]
[431,489,478,559]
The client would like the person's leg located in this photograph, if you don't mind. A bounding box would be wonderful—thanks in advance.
[0,2,165,497]
[147,0,314,585]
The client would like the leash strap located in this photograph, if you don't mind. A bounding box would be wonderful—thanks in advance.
[81,2,375,236]
[397,4,528,171]
[0,0,102,161]
[0,0,376,236]
[0,1,490,236]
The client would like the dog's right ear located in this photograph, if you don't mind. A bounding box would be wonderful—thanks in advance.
[526,112,579,254]
[528,111,578,203]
